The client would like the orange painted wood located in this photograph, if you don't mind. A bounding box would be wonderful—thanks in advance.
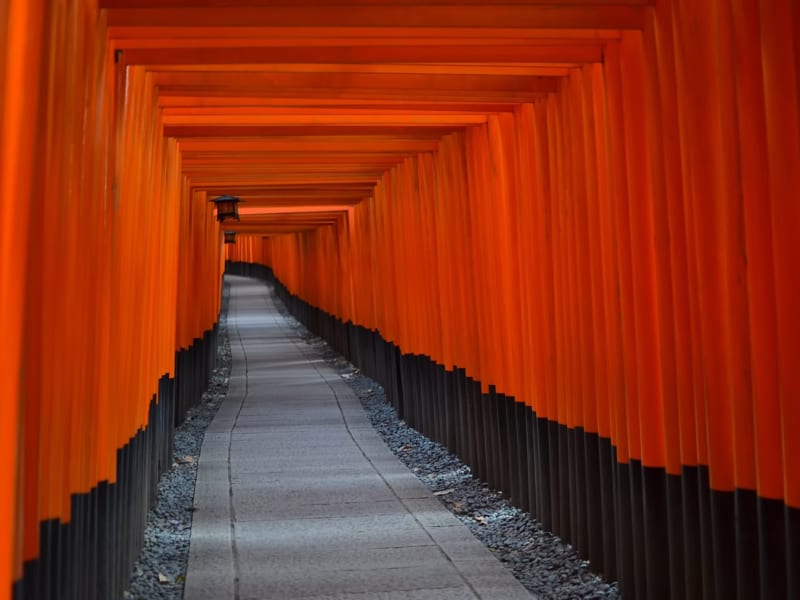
[105,5,649,29]
[0,0,46,586]
[101,0,654,7]
[123,45,606,67]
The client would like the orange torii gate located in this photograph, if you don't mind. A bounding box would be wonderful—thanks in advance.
[2,1,799,599]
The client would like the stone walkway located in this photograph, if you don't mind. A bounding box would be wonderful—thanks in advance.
[185,275,533,599]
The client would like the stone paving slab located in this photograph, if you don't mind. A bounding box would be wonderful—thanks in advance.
[185,275,533,600]
[238,565,469,599]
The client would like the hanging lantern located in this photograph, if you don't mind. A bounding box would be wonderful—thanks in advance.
[210,195,241,222]
[223,231,237,244]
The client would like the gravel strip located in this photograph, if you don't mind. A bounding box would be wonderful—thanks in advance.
[124,285,232,600]
[272,292,621,600]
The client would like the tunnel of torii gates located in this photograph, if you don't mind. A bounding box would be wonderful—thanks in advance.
[1,0,799,599]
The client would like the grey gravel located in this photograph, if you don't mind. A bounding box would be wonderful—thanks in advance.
[272,291,621,600]
[124,284,232,600]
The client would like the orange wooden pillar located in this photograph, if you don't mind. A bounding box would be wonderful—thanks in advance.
[0,1,45,595]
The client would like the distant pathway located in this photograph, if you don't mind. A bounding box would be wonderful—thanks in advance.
[184,275,532,600]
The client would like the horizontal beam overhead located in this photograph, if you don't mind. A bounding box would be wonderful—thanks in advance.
[197,184,375,194]
[165,125,461,137]
[102,0,653,7]
[120,44,606,65]
[152,71,559,94]
[106,6,649,29]
[160,98,525,111]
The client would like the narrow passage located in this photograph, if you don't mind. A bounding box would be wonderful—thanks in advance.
[184,275,532,600]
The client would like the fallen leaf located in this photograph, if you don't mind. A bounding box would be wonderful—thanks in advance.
[158,573,170,584]
[433,488,454,496]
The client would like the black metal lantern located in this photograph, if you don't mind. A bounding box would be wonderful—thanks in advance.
[223,231,237,244]
[210,195,241,222]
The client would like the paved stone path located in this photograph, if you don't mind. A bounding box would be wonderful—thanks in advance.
[185,275,532,600]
